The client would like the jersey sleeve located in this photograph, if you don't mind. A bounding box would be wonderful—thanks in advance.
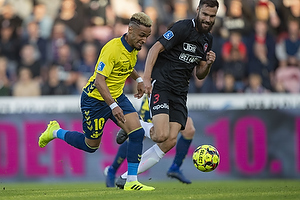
[158,20,190,51]
[208,33,213,52]
[202,33,213,61]
[95,43,116,77]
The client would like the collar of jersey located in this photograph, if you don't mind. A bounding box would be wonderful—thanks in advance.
[121,34,134,52]
[192,18,196,27]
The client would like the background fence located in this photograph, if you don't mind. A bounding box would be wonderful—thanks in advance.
[1,94,300,182]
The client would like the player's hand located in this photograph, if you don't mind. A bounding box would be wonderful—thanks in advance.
[112,106,126,123]
[134,82,145,99]
[143,77,152,96]
[206,51,216,65]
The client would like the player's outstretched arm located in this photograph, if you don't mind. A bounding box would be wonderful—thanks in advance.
[130,69,145,99]
[94,73,125,123]
[143,41,165,96]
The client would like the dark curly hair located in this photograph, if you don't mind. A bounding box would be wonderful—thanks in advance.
[198,0,219,8]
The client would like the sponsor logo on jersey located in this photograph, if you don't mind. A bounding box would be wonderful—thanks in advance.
[163,30,174,40]
[97,61,105,71]
[183,43,196,53]
[179,53,201,64]
[153,103,169,110]
[203,43,208,52]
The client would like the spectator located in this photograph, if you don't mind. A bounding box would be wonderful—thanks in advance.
[46,21,75,63]
[244,73,270,93]
[76,25,102,60]
[209,20,226,93]
[112,19,129,38]
[55,0,87,37]
[173,0,190,22]
[274,66,300,93]
[219,73,237,93]
[22,2,54,39]
[248,42,276,91]
[220,0,253,39]
[5,0,32,20]
[221,31,247,92]
[277,0,300,33]
[222,31,247,62]
[275,18,300,68]
[79,0,111,26]
[143,0,173,27]
[0,0,297,95]
[41,63,69,95]
[12,67,41,96]
[36,0,61,20]
[18,44,42,81]
[56,43,79,94]
[246,19,277,91]
[78,42,97,79]
[274,17,300,93]
[0,3,23,38]
[254,0,281,35]
[92,21,114,45]
[21,21,47,65]
[0,56,11,95]
[0,22,20,63]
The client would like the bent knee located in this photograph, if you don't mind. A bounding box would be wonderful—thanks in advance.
[150,129,167,143]
[86,146,98,153]
[85,138,100,153]
[152,134,168,143]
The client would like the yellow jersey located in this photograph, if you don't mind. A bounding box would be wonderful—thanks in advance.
[83,35,138,101]
[139,95,152,123]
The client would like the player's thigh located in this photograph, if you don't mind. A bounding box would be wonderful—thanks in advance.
[113,93,141,133]
[118,112,141,134]
[168,97,188,130]
[152,113,170,141]
[82,107,108,147]
[180,117,195,139]
[149,85,170,140]
[81,93,110,147]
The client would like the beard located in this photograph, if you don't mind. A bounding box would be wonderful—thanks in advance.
[135,45,142,51]
[195,12,214,34]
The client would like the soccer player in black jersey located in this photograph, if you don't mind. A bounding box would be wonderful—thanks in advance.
[105,95,195,187]
[116,0,218,188]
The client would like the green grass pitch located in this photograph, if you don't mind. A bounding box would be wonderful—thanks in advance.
[1,180,300,200]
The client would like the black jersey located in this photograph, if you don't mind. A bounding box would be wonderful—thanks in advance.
[152,19,213,95]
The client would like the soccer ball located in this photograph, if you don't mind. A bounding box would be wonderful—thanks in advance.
[192,144,220,172]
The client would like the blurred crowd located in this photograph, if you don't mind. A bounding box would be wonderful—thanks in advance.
[0,0,299,97]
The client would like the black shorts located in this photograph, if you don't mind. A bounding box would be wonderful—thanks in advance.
[149,80,187,130]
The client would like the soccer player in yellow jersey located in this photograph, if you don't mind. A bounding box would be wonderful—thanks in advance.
[38,12,155,191]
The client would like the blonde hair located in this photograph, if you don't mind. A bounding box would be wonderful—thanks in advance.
[130,12,152,27]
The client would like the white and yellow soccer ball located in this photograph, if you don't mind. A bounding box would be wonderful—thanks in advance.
[192,144,220,172]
